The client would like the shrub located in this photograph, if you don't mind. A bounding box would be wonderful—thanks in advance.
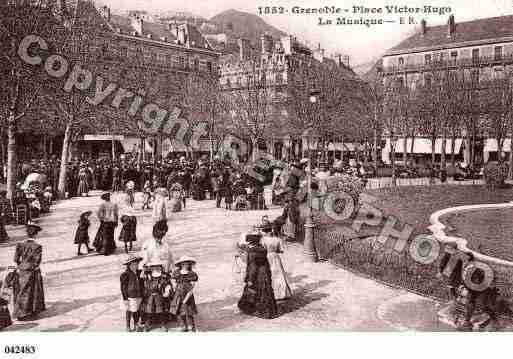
[484,162,509,187]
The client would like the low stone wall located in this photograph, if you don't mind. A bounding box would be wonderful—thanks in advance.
[429,203,513,301]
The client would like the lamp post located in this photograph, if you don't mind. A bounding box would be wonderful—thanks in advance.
[303,90,320,262]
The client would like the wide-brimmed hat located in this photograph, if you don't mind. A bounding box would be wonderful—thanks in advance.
[26,222,42,236]
[101,192,111,201]
[80,210,92,218]
[175,255,196,267]
[123,255,142,266]
[145,262,164,269]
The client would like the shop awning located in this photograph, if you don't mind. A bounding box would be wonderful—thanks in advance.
[484,138,512,152]
[120,138,152,153]
[384,138,462,154]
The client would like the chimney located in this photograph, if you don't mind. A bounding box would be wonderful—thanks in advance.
[448,14,455,37]
[100,6,111,22]
[420,19,427,35]
[177,25,188,46]
[238,38,251,61]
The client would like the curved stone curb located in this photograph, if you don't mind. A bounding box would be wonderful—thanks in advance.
[428,201,513,267]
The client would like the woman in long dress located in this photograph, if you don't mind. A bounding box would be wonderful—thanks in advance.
[77,167,89,197]
[12,223,46,320]
[260,226,292,301]
[237,235,278,319]
[94,193,118,256]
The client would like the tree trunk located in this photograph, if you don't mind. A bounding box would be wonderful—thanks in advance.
[49,137,53,158]
[508,134,513,179]
[341,137,345,164]
[6,112,17,200]
[441,127,447,171]
[431,132,436,167]
[409,133,415,166]
[497,137,504,163]
[450,127,457,167]
[402,135,408,166]
[57,122,72,199]
[42,135,47,160]
[373,128,378,174]
[391,141,397,187]
[111,136,116,161]
[252,138,258,162]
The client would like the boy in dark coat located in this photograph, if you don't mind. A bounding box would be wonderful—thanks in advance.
[120,255,144,332]
[74,211,93,256]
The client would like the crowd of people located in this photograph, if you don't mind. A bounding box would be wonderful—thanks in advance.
[0,151,365,331]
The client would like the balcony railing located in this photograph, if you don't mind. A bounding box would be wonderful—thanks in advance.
[380,53,513,74]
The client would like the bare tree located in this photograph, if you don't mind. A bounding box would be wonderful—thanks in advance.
[0,1,62,199]
[226,56,280,162]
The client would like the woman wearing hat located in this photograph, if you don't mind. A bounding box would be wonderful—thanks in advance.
[94,193,118,256]
[261,225,292,301]
[12,223,46,320]
[237,234,278,319]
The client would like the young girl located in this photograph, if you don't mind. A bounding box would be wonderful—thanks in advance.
[142,263,173,331]
[74,211,93,256]
[119,214,137,253]
[170,256,198,332]
[120,255,144,332]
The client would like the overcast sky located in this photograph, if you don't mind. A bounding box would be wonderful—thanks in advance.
[96,0,513,67]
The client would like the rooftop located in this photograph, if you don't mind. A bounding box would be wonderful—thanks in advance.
[386,14,513,56]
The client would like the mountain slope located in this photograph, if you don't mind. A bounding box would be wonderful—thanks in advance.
[209,9,287,46]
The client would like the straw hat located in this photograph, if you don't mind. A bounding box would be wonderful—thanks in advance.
[122,255,142,266]
[175,255,196,267]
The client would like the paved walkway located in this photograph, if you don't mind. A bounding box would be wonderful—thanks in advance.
[0,192,451,332]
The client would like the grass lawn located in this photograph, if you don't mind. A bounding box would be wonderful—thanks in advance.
[365,184,513,235]
[320,184,513,306]
[443,208,513,261]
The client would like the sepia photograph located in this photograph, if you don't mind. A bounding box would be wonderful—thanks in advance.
[1,0,513,355]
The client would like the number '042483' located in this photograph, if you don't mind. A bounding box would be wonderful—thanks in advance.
[4,345,36,354]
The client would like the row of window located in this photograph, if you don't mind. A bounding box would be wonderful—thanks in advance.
[116,46,214,72]
[394,69,487,89]
[397,45,505,66]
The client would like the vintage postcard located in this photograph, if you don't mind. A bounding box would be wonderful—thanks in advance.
[1,0,513,354]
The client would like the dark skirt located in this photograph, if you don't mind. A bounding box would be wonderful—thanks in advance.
[13,269,45,319]
[238,266,278,319]
[118,225,136,243]
[143,293,168,314]
[169,292,197,317]
[74,227,89,244]
[93,222,116,255]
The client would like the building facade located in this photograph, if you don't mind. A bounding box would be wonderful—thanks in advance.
[219,33,362,162]
[380,14,513,165]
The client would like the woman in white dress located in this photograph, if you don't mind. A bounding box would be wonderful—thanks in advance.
[260,222,292,300]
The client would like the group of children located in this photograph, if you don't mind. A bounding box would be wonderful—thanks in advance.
[74,210,138,256]
[120,255,199,332]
